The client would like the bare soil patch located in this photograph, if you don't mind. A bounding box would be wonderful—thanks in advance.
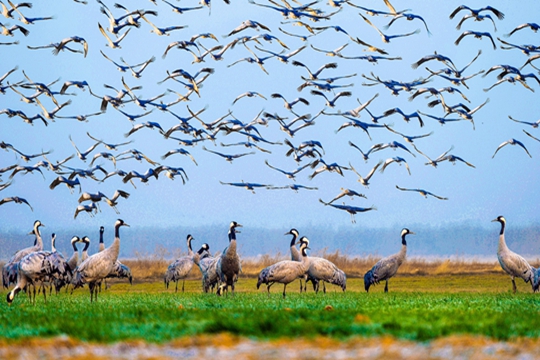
[1,334,539,360]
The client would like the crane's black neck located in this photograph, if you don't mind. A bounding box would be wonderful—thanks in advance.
[289,233,297,247]
[115,224,121,239]
[228,229,236,242]
[83,241,90,252]
[34,225,42,246]
[402,234,407,246]
[187,237,193,252]
[301,246,308,257]
[99,229,104,244]
[197,247,206,255]
[33,237,37,246]
[72,240,78,252]
[499,220,505,235]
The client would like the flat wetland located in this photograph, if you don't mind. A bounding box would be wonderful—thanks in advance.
[2,261,540,359]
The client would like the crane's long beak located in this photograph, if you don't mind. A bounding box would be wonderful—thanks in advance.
[409,231,416,235]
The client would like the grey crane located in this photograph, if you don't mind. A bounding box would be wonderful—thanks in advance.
[298,238,346,293]
[6,249,54,305]
[380,157,412,175]
[80,236,90,262]
[47,233,74,294]
[103,190,130,214]
[395,185,448,200]
[449,5,504,21]
[198,250,220,293]
[49,176,82,194]
[286,228,307,292]
[74,203,98,219]
[506,22,540,37]
[257,238,310,297]
[492,138,532,159]
[364,228,414,292]
[324,188,367,204]
[219,180,272,193]
[104,261,133,286]
[359,13,420,43]
[164,234,196,292]
[98,226,105,252]
[72,219,130,302]
[492,216,534,293]
[0,1,32,19]
[454,31,496,50]
[202,146,256,163]
[216,221,243,295]
[2,220,44,288]
[348,160,383,187]
[192,243,210,263]
[0,196,33,211]
[192,244,212,290]
[66,236,81,271]
[534,270,540,293]
[319,199,377,224]
[98,226,132,289]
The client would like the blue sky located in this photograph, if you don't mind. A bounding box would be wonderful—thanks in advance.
[1,0,540,236]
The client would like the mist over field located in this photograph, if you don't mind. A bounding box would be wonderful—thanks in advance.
[2,222,539,260]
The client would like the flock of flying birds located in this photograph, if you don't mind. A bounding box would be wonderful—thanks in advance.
[1,0,540,225]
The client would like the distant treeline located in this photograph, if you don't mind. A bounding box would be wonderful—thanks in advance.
[2,222,539,261]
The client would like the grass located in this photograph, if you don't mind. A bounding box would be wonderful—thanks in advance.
[1,275,540,343]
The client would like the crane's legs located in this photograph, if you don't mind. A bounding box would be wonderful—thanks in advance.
[384,280,389,293]
[42,283,47,303]
[267,282,274,297]
[282,284,287,298]
[89,282,95,302]
[512,277,517,294]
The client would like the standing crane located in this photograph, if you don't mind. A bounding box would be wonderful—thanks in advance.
[164,234,196,292]
[72,219,130,302]
[299,238,346,293]
[216,221,243,295]
[257,238,311,297]
[364,228,415,293]
[2,220,44,288]
[492,216,534,293]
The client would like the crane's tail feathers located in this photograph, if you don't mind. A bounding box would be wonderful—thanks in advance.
[533,267,540,293]
[364,269,377,292]
[257,268,270,289]
[2,263,18,289]
[332,269,347,291]
[71,271,85,290]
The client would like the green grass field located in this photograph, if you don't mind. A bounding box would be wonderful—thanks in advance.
[1,274,539,343]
